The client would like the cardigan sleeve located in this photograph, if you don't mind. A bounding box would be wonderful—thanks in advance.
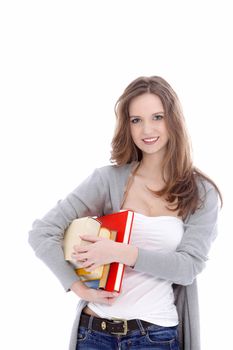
[133,180,220,286]
[28,168,109,291]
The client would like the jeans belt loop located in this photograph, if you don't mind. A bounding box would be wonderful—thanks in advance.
[136,319,147,335]
[87,315,94,333]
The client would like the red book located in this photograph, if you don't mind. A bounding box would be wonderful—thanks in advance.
[97,210,134,292]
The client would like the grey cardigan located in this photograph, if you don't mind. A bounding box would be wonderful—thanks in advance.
[28,162,219,350]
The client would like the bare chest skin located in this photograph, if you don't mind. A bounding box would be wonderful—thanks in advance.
[121,173,180,218]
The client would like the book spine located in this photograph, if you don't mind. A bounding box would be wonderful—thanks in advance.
[105,211,134,292]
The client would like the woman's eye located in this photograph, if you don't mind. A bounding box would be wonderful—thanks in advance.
[130,118,141,124]
[153,115,163,120]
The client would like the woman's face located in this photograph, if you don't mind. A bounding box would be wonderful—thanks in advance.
[128,93,169,159]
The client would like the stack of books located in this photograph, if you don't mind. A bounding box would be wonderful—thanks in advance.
[63,210,134,292]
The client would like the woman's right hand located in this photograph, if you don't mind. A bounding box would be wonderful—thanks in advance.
[70,280,119,305]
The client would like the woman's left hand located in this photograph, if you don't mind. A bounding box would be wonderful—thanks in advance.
[72,235,120,271]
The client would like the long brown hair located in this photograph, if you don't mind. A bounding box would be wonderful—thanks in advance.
[111,76,222,219]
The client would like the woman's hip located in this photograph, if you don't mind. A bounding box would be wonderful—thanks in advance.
[76,312,179,350]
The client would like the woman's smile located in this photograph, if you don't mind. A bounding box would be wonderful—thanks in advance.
[142,137,160,145]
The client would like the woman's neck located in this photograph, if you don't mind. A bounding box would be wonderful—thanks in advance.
[137,154,164,181]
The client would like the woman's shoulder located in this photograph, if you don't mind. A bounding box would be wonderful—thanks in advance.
[194,173,219,199]
[195,174,215,192]
[190,175,220,219]
[96,162,137,179]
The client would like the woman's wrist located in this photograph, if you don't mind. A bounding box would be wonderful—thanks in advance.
[115,242,138,267]
[71,280,88,298]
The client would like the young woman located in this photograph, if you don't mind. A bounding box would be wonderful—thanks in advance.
[29,76,221,350]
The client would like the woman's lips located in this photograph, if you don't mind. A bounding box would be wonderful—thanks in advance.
[142,137,159,145]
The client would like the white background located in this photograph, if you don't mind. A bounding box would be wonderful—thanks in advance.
[0,1,232,349]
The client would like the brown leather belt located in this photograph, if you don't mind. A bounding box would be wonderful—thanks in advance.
[79,312,154,336]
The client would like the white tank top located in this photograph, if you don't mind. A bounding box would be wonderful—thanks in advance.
[87,212,184,326]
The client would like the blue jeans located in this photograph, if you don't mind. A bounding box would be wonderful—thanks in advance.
[76,319,179,350]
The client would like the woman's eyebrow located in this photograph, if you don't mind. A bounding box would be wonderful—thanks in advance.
[129,111,164,118]
[129,115,145,120]
[152,111,164,115]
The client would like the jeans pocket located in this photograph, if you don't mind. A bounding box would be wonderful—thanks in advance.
[77,326,88,343]
[146,326,178,347]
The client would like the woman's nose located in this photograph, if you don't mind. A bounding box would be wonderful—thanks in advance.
[143,120,154,134]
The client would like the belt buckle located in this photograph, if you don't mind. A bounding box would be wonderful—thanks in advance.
[111,318,128,336]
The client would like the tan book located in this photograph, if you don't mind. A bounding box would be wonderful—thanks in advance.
[63,217,111,281]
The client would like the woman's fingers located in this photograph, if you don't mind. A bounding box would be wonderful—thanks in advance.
[71,253,96,270]
[98,290,119,298]
[72,251,87,261]
[79,235,103,243]
[73,245,88,253]
[95,290,119,304]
